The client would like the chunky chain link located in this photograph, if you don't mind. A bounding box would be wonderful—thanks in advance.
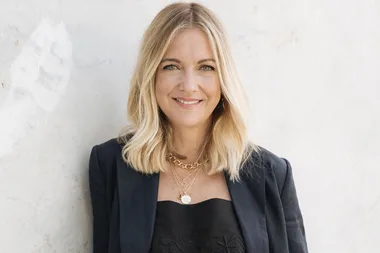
[166,153,204,171]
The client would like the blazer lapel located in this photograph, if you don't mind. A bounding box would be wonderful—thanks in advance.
[116,157,159,253]
[226,165,269,253]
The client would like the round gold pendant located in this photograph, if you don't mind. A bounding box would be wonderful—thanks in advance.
[180,194,191,204]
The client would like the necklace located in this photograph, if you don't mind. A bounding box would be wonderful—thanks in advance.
[171,164,202,204]
[167,138,209,204]
[166,152,205,171]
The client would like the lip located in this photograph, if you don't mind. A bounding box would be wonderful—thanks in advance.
[172,97,203,109]
[174,97,203,102]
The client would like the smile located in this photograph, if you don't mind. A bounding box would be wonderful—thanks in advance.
[174,98,202,105]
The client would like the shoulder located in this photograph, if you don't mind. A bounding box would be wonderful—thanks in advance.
[254,146,288,173]
[93,138,123,158]
[90,137,124,172]
[244,145,288,173]
[242,145,289,189]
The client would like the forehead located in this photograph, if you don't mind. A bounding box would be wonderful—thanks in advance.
[163,28,214,59]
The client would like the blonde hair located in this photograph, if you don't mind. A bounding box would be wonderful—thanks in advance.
[118,2,257,181]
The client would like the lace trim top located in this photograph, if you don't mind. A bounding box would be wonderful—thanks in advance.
[150,198,246,253]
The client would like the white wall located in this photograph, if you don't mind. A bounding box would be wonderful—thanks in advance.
[0,0,379,252]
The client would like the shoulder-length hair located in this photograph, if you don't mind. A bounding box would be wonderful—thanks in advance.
[118,2,257,181]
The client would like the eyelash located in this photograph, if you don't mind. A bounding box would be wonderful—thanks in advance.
[163,64,178,71]
[163,64,215,71]
[200,65,215,71]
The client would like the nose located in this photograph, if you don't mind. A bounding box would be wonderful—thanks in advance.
[179,70,197,92]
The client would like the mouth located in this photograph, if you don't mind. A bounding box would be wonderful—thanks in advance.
[173,98,203,105]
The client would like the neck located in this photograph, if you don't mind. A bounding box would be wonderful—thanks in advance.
[171,124,210,163]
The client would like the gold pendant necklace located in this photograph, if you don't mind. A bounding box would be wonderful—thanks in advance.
[167,138,209,204]
[171,165,202,204]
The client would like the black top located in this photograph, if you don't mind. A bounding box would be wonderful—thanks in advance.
[150,198,245,253]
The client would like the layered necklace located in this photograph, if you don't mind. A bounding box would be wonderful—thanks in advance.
[166,152,207,204]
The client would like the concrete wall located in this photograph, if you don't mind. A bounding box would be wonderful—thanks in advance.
[0,0,379,252]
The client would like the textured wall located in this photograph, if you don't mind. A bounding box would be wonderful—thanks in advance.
[0,0,379,252]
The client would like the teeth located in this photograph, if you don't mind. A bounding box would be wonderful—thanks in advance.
[176,98,200,105]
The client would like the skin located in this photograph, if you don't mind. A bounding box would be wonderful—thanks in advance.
[155,27,221,161]
[155,28,230,204]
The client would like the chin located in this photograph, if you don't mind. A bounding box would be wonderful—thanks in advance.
[174,121,203,128]
[169,117,208,129]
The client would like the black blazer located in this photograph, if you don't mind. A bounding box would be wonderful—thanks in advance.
[89,138,308,253]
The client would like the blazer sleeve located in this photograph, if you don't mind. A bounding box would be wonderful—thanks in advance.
[89,145,109,253]
[281,158,308,253]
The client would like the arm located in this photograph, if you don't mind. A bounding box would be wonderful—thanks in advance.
[89,146,109,253]
[281,158,308,253]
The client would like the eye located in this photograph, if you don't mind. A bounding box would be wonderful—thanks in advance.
[199,65,215,71]
[163,64,179,70]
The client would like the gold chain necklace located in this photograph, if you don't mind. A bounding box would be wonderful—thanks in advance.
[171,165,202,204]
[166,152,205,171]
[167,139,209,204]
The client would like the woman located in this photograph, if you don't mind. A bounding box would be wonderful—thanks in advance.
[89,2,308,253]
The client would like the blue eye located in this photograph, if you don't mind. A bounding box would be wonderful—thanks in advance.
[163,64,179,70]
[200,65,215,71]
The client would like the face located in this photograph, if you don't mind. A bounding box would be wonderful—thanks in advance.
[155,28,221,129]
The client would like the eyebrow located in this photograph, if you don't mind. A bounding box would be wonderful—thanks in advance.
[160,58,216,64]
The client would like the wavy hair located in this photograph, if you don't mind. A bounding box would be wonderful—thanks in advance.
[118,2,257,181]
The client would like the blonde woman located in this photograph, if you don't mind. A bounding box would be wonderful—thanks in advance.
[89,2,308,253]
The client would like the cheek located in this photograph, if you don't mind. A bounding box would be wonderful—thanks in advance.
[155,74,179,95]
[155,81,164,97]
[155,75,178,111]
[201,76,221,101]
[155,83,167,110]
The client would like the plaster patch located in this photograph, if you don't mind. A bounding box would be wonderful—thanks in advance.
[0,18,72,158]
